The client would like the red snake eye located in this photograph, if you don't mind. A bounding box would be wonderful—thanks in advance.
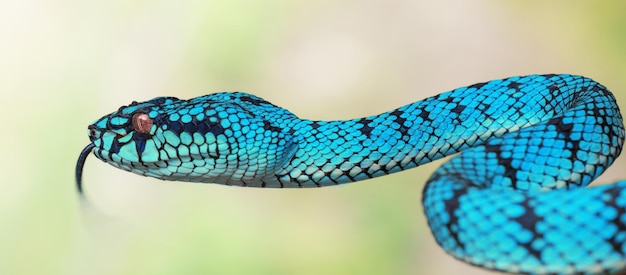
[132,113,153,135]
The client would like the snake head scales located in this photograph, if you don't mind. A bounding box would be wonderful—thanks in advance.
[76,92,301,193]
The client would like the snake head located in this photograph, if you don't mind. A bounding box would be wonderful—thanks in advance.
[81,92,299,189]
[87,97,171,166]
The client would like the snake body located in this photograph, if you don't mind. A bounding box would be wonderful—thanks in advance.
[77,74,626,274]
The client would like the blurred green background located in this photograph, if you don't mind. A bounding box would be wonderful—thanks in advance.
[1,1,625,274]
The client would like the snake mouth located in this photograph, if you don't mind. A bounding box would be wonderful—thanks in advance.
[75,143,95,194]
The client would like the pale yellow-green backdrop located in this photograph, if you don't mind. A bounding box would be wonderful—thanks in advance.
[1,1,625,275]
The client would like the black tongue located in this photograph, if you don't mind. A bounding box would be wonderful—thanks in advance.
[76,143,95,194]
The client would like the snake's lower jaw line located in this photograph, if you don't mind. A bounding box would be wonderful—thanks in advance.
[75,143,95,195]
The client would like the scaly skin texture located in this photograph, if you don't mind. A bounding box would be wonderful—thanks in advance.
[81,74,625,274]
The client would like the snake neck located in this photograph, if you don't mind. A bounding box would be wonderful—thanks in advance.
[272,108,500,187]
[270,75,624,188]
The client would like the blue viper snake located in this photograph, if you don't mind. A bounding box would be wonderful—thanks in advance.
[76,74,626,274]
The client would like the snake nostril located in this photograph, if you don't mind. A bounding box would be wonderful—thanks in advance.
[88,125,97,137]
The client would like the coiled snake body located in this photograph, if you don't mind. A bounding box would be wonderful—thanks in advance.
[77,74,626,274]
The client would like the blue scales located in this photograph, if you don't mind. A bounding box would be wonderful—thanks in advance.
[76,74,626,274]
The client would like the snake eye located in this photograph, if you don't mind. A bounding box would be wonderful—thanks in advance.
[132,112,153,135]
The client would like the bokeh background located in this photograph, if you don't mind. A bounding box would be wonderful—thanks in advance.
[1,1,625,274]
